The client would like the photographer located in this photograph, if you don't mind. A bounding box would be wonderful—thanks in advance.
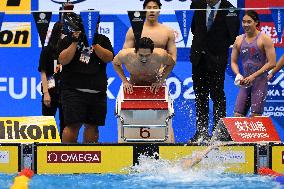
[58,13,114,143]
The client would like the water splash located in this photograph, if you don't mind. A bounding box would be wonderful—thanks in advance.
[123,151,277,189]
[127,151,229,183]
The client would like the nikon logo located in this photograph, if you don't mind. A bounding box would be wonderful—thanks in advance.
[0,120,57,140]
[0,30,28,44]
[0,22,31,47]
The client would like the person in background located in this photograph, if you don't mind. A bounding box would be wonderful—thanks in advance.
[58,13,114,143]
[231,10,276,117]
[38,21,65,140]
[189,0,240,142]
[123,0,177,75]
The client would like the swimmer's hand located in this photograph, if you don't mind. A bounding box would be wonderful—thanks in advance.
[181,142,225,170]
[123,81,133,94]
[241,75,255,87]
[150,82,162,94]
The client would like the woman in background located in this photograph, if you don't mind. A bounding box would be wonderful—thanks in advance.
[231,10,276,117]
[38,21,64,140]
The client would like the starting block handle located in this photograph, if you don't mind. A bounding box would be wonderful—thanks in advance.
[124,138,168,142]
[122,86,167,101]
[123,124,167,128]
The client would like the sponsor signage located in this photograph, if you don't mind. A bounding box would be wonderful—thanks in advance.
[36,145,133,174]
[221,117,281,142]
[159,145,255,174]
[242,0,284,47]
[0,145,19,173]
[0,116,60,143]
[260,22,283,46]
[194,151,246,164]
[0,0,31,14]
[47,151,101,163]
[0,22,31,47]
[0,150,9,163]
[271,145,284,173]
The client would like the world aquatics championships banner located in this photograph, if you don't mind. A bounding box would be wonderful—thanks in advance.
[0,0,283,143]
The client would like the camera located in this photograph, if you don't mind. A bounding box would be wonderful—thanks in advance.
[63,12,84,36]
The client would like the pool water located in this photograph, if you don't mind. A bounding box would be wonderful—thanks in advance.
[1,156,282,189]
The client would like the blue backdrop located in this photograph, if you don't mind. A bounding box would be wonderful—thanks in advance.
[0,0,283,142]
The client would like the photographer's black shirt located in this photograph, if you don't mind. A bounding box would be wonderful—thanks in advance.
[58,34,114,92]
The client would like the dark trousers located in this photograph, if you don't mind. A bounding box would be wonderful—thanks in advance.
[42,91,65,140]
[192,55,226,137]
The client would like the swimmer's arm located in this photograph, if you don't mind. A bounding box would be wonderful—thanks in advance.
[270,55,284,76]
[112,52,128,83]
[231,37,241,75]
[182,143,225,170]
[167,29,177,62]
[251,35,276,78]
[123,28,135,49]
[159,52,175,82]
[185,146,215,169]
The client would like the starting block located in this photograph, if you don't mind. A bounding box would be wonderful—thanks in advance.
[115,86,174,143]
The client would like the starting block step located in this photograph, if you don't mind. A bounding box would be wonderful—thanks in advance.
[116,86,174,143]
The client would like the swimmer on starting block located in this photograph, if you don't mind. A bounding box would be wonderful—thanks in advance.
[112,37,175,94]
[113,37,175,143]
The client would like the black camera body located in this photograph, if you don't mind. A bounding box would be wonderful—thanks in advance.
[63,12,84,36]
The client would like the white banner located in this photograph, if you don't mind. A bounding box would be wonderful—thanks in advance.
[39,0,186,14]
[39,0,237,14]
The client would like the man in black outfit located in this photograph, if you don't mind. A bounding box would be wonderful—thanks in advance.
[58,13,114,143]
[189,0,240,142]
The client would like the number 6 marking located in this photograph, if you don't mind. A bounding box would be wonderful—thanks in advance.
[140,128,150,138]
